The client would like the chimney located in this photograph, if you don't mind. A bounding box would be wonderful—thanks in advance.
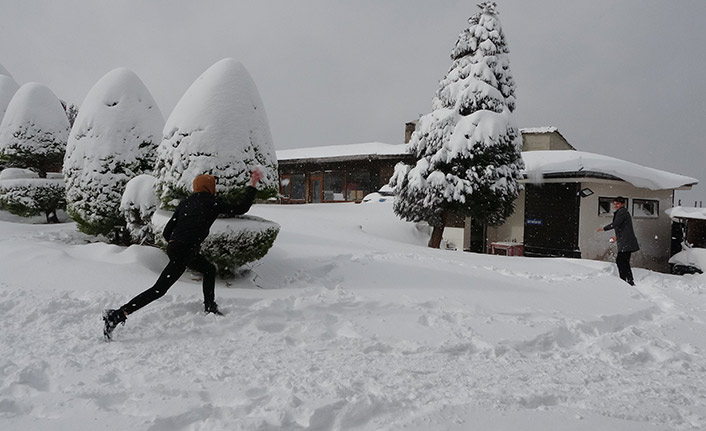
[405,121,418,144]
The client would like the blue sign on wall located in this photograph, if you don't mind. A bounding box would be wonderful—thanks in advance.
[526,218,543,226]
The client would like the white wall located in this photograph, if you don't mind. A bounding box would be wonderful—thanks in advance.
[578,181,674,272]
[442,227,464,251]
[487,189,526,245]
[481,180,676,272]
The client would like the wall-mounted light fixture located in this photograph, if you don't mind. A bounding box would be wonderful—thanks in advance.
[580,188,594,198]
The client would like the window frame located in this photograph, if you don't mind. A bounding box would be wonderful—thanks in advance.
[632,198,659,219]
[598,196,618,217]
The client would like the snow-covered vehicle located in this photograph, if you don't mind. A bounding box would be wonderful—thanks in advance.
[666,206,706,275]
[669,246,705,275]
[361,184,394,203]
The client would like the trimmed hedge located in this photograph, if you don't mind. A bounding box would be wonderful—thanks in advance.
[152,210,279,278]
[0,177,65,223]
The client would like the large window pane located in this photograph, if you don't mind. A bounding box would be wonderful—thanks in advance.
[290,173,306,200]
[346,171,371,201]
[323,172,345,201]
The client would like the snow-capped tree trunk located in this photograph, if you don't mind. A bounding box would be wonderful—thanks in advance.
[390,1,524,249]
[428,215,446,249]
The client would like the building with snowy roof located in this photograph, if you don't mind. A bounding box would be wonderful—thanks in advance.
[275,127,698,272]
[277,142,412,204]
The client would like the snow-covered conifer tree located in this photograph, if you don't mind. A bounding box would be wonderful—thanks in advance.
[153,58,280,276]
[154,58,278,209]
[0,62,19,129]
[390,2,524,248]
[64,68,164,238]
[0,75,19,126]
[0,83,69,177]
[0,63,13,79]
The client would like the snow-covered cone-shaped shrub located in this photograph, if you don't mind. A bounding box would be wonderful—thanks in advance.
[0,83,69,177]
[0,75,19,125]
[0,168,65,223]
[0,63,13,79]
[155,58,278,208]
[153,59,279,274]
[64,68,164,239]
[390,2,523,248]
[120,174,159,245]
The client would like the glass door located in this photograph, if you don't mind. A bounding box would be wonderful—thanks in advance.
[310,174,323,203]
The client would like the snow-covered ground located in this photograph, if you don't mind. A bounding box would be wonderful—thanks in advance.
[1,201,706,430]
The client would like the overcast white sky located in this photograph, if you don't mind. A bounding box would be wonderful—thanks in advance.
[1,0,705,203]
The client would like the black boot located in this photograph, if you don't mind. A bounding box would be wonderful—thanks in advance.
[103,309,126,341]
[204,302,224,316]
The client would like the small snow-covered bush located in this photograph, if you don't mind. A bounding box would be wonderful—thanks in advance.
[199,217,280,277]
[0,175,65,223]
[152,210,280,277]
[120,174,158,245]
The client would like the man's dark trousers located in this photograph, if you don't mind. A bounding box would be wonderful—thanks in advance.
[616,251,634,284]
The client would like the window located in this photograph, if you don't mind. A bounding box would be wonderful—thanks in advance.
[346,171,371,201]
[633,198,659,218]
[598,197,617,216]
[280,173,306,201]
[289,173,306,201]
[323,171,345,201]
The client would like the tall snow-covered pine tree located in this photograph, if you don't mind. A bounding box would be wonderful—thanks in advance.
[64,68,164,238]
[390,2,523,248]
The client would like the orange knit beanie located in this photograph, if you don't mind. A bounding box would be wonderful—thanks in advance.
[193,174,216,195]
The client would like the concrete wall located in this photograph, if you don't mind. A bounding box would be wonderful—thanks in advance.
[486,189,526,245]
[522,133,574,152]
[578,181,674,272]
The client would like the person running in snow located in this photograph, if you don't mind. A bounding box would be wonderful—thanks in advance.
[597,196,639,286]
[102,169,262,341]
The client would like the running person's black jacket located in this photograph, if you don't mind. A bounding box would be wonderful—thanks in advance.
[163,186,257,246]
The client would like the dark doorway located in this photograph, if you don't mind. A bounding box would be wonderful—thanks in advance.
[524,183,581,258]
[469,218,486,253]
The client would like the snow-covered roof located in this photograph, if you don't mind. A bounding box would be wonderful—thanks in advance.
[522,150,698,191]
[276,142,697,192]
[277,142,409,162]
[519,126,559,134]
[665,206,706,221]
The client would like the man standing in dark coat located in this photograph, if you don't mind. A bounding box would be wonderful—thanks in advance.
[102,169,262,341]
[597,196,640,286]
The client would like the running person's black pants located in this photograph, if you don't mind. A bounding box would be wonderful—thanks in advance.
[120,241,217,315]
